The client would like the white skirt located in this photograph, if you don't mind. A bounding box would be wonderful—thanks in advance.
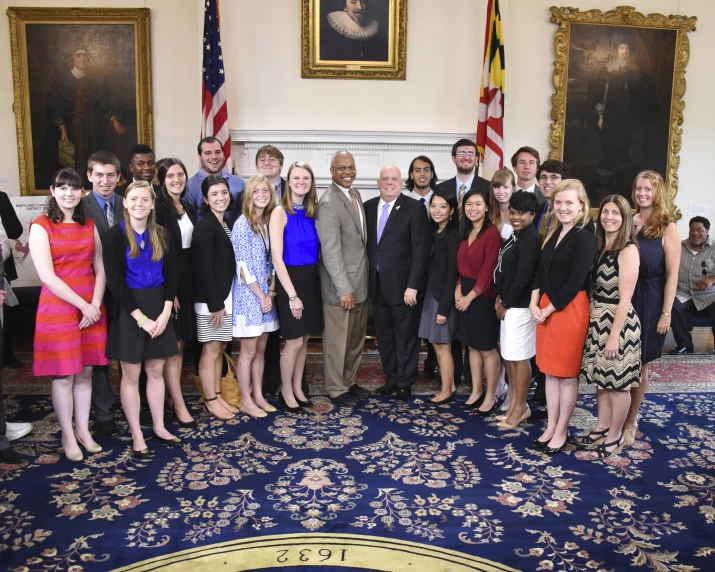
[233,314,279,338]
[500,307,536,361]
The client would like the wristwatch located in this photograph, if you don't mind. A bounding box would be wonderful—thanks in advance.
[289,296,297,301]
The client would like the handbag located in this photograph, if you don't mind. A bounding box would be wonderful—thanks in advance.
[193,352,242,409]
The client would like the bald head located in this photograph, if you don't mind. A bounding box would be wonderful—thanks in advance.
[377,165,402,202]
[330,150,357,187]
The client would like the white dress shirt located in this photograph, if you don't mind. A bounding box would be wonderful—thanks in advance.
[517,182,536,194]
[376,196,398,230]
[455,174,475,199]
[403,189,433,217]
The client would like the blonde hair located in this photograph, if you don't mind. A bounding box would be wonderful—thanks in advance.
[489,168,516,227]
[123,180,166,261]
[542,179,592,247]
[282,162,317,218]
[242,174,276,233]
[632,170,670,238]
[596,194,638,256]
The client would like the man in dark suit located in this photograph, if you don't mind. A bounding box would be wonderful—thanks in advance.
[256,145,287,202]
[83,151,124,436]
[512,146,544,202]
[435,139,489,386]
[0,191,25,368]
[365,165,430,401]
[436,138,490,207]
[115,144,157,196]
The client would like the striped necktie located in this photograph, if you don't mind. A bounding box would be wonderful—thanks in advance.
[105,201,115,226]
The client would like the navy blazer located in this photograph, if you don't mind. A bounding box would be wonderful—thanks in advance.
[192,212,236,312]
[426,226,460,317]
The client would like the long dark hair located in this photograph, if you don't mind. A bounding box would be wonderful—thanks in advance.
[47,168,87,224]
[459,189,492,241]
[156,158,189,217]
[201,174,235,216]
[429,191,458,235]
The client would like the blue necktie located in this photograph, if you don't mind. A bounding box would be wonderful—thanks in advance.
[376,203,390,243]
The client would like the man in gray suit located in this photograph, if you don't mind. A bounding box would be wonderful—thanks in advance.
[83,151,122,436]
[315,151,371,408]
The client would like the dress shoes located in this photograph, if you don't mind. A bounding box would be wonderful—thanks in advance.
[279,392,302,413]
[297,398,314,408]
[94,420,118,437]
[0,447,26,464]
[74,431,102,453]
[152,433,183,447]
[6,422,33,441]
[531,438,550,450]
[475,401,500,417]
[544,433,570,456]
[374,384,397,396]
[349,384,371,398]
[3,355,25,369]
[460,393,486,410]
[429,392,455,406]
[132,447,153,459]
[527,396,547,409]
[333,392,361,408]
[671,345,693,355]
[395,388,411,401]
[497,406,531,430]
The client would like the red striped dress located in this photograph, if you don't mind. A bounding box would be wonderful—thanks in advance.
[32,216,110,376]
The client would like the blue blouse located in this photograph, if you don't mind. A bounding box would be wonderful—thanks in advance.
[121,221,165,289]
[283,208,320,266]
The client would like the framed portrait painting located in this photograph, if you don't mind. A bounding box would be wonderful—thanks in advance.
[7,7,153,195]
[301,0,408,80]
[548,6,696,216]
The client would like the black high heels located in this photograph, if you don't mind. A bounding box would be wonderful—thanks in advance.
[531,439,550,450]
[429,392,455,406]
[171,408,198,429]
[460,393,486,410]
[544,433,570,456]
[475,401,499,417]
[279,392,302,413]
[296,398,314,408]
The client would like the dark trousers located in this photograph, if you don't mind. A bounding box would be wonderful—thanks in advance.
[0,320,9,452]
[451,341,471,383]
[373,274,421,389]
[532,357,546,400]
[672,298,715,351]
[264,329,282,388]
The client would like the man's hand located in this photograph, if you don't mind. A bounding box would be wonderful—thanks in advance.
[404,288,417,307]
[696,276,715,291]
[111,117,125,137]
[340,292,355,310]
[60,125,69,141]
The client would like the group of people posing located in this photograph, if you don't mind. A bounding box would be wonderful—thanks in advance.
[26,136,681,464]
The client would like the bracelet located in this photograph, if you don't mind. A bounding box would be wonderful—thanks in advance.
[137,315,148,328]
[661,312,671,317]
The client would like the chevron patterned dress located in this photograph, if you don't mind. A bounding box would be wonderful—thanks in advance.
[581,248,642,390]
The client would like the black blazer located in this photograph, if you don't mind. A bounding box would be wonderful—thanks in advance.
[364,194,430,305]
[435,174,490,200]
[0,191,23,282]
[427,226,460,317]
[494,224,541,309]
[83,191,122,242]
[155,200,196,290]
[192,212,236,312]
[533,224,598,311]
[102,223,178,316]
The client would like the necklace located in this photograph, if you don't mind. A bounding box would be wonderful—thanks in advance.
[292,202,305,211]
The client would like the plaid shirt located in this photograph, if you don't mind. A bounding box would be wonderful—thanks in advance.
[677,237,715,310]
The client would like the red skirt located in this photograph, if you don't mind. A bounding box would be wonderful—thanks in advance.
[536,291,589,378]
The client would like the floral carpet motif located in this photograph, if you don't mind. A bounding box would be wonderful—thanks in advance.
[1,382,715,570]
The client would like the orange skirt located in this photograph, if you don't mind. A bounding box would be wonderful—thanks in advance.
[536,291,589,378]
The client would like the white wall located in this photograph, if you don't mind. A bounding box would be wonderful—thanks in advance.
[1,0,712,235]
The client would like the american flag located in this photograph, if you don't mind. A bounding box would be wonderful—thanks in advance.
[201,0,230,162]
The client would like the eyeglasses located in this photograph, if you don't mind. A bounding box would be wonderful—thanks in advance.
[333,166,356,172]
[702,261,708,276]
[539,174,562,182]
[455,151,476,157]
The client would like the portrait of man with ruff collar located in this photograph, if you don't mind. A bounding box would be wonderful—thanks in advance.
[320,0,389,61]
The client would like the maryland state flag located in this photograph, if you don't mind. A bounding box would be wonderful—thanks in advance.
[476,0,505,179]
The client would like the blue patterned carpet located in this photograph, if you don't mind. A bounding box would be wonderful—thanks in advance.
[2,386,715,571]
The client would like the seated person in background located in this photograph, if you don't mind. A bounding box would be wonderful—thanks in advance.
[671,216,715,354]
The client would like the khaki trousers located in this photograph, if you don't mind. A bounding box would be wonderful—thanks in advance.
[322,301,368,398]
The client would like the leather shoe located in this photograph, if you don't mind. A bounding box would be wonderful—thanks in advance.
[395,388,411,401]
[349,384,371,398]
[333,392,361,408]
[95,420,118,437]
[460,393,486,410]
[671,345,693,355]
[3,355,25,369]
[375,384,397,396]
[0,447,26,464]
[527,396,547,408]
[429,392,455,406]
[6,422,33,441]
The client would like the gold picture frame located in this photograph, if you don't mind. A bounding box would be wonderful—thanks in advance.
[301,0,408,80]
[7,7,153,196]
[548,5,696,218]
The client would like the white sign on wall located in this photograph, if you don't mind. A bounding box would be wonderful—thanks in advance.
[9,197,47,288]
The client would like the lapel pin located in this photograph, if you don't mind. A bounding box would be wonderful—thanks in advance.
[396,205,401,210]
